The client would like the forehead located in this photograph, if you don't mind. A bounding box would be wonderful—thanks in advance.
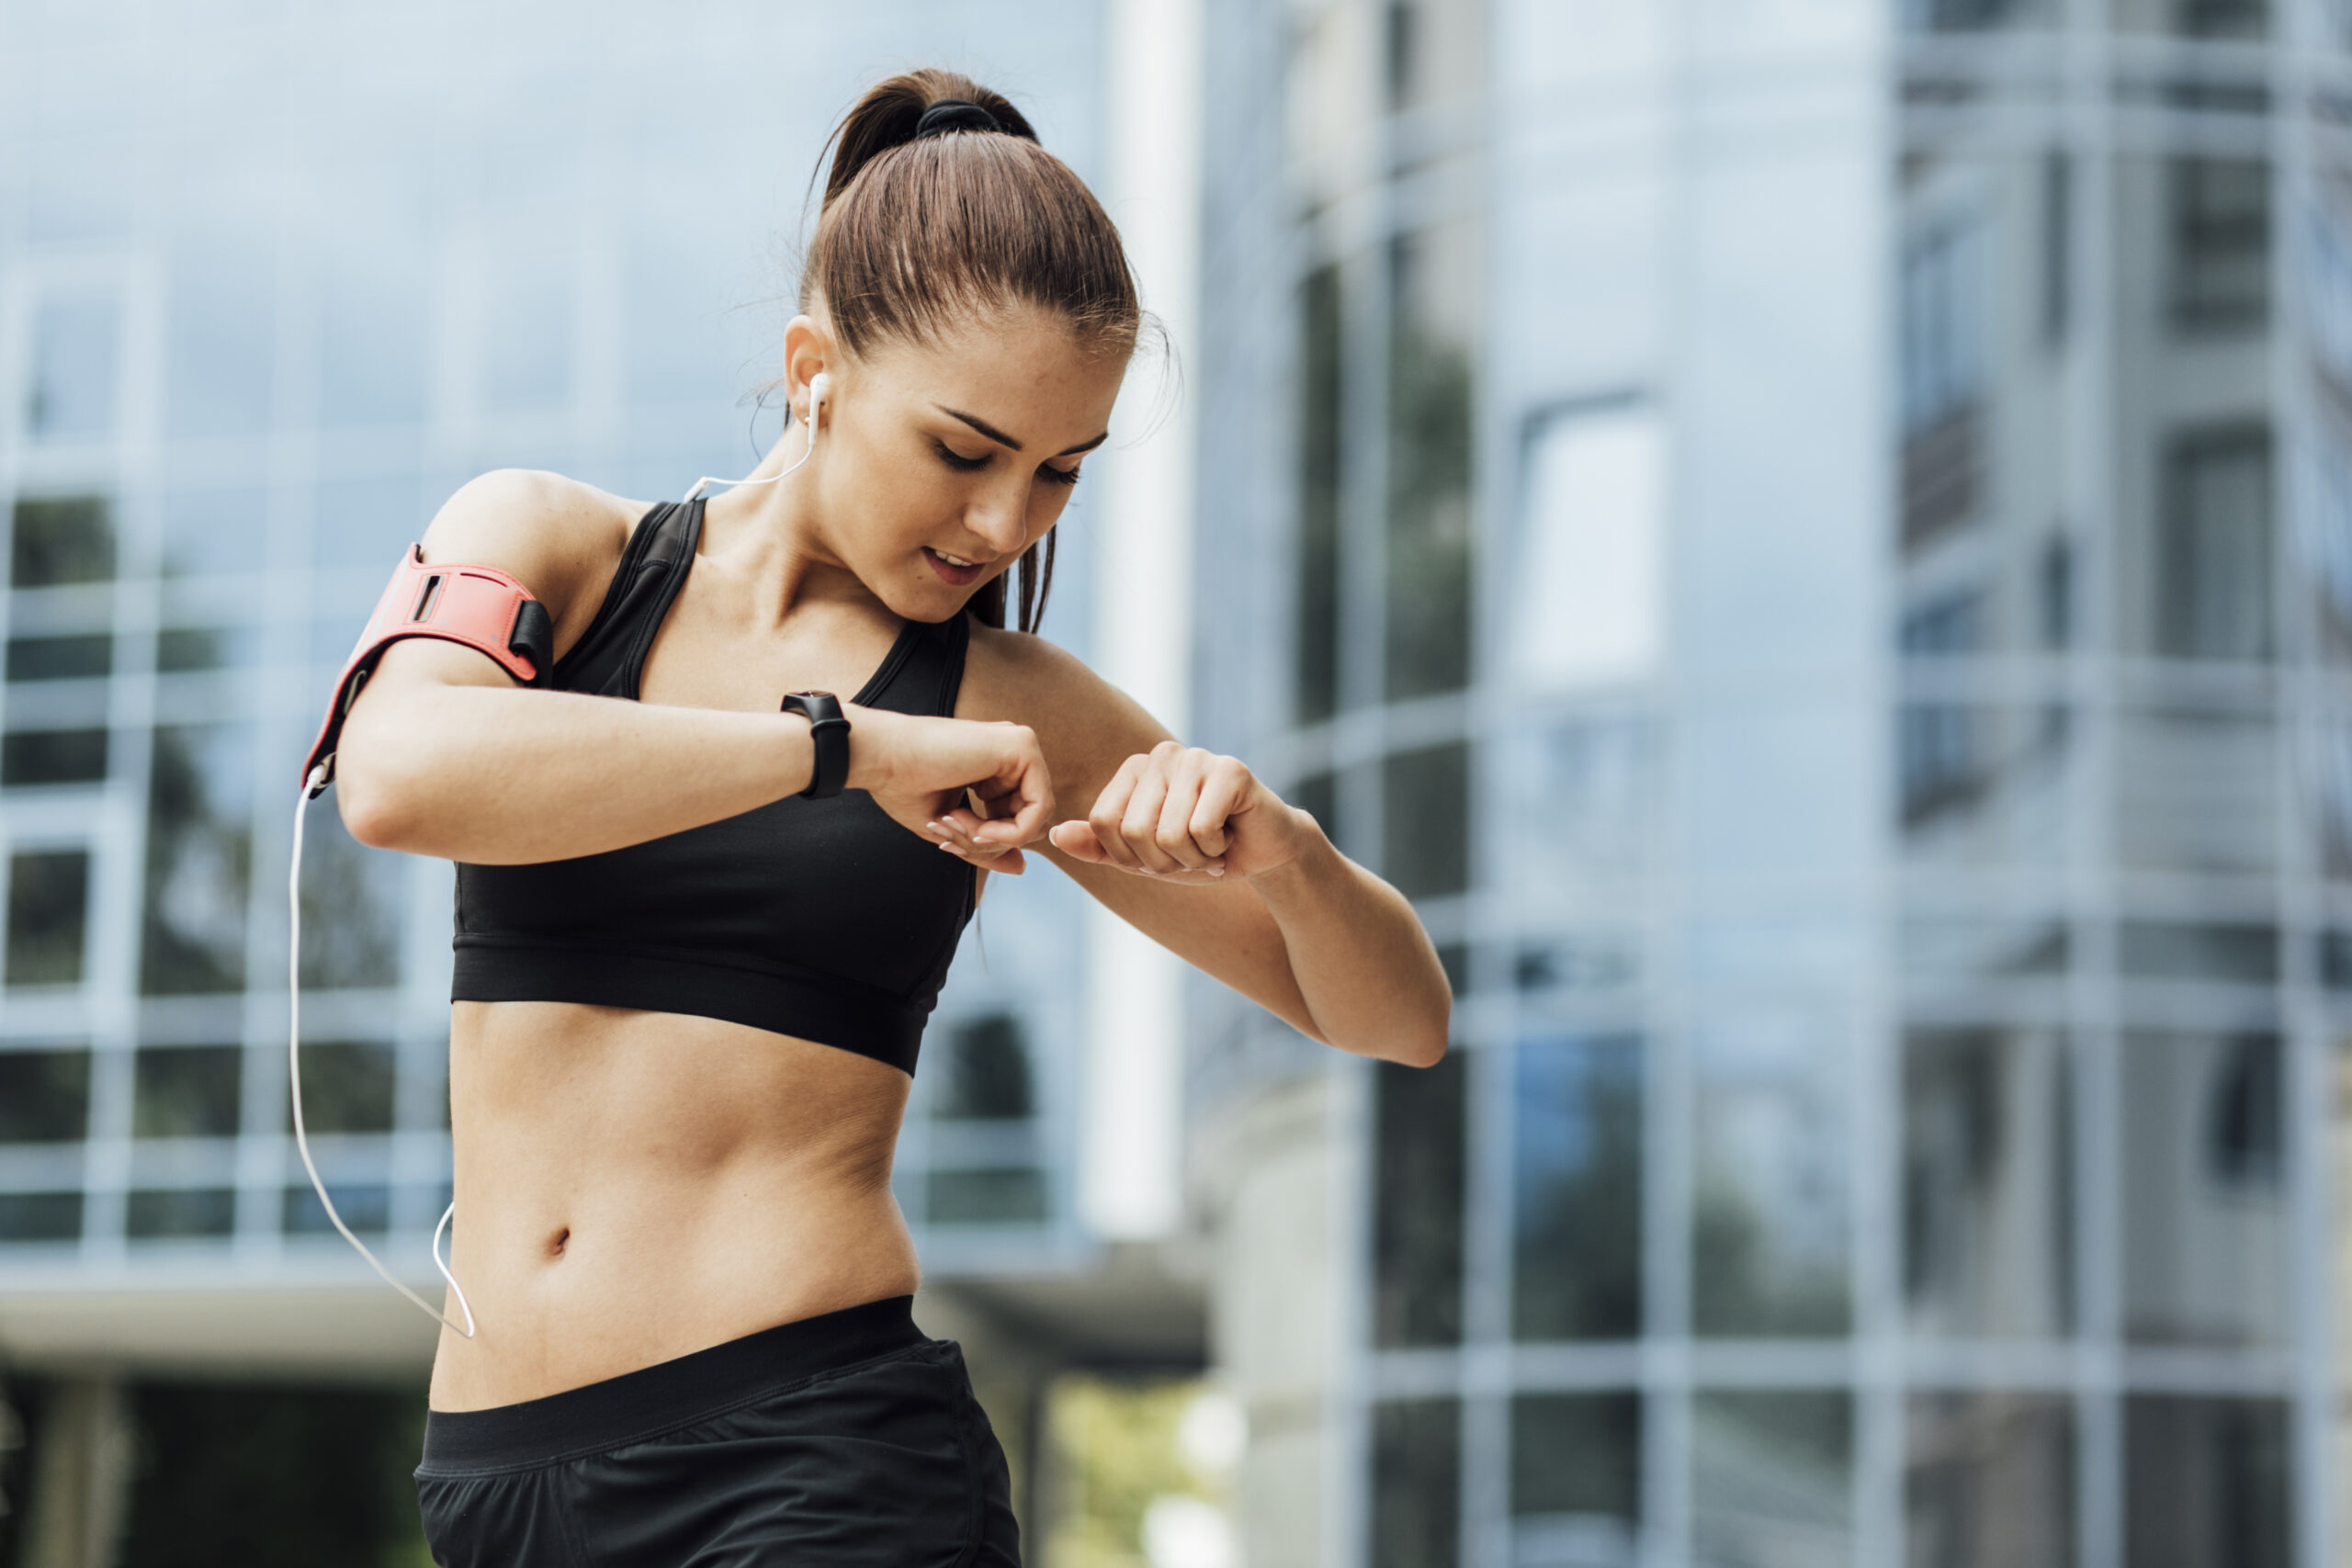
[859,309,1127,435]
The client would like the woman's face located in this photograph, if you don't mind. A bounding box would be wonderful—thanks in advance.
[805,307,1128,624]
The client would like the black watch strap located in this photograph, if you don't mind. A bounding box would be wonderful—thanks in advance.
[779,691,851,799]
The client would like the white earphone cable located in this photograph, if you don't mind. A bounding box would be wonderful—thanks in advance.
[684,382,824,502]
[291,767,476,1337]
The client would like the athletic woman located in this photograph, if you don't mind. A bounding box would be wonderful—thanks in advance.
[334,70,1450,1566]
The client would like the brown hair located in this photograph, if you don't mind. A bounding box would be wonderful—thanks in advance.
[806,69,1141,634]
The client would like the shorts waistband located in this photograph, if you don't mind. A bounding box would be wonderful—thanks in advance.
[419,1295,924,1472]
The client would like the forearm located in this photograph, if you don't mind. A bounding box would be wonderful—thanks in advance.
[337,684,816,863]
[1248,830,1451,1066]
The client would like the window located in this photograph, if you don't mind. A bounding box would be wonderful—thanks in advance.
[2124,1398,2290,1568]
[141,725,254,996]
[1385,226,1477,700]
[133,1046,243,1140]
[1905,1393,2075,1568]
[1373,1399,1460,1568]
[933,1014,1035,1121]
[0,1048,91,1142]
[1373,1052,1465,1348]
[6,635,112,682]
[1383,742,1471,900]
[285,1042,396,1135]
[167,231,277,437]
[1295,265,1343,725]
[2168,159,2269,333]
[25,292,119,441]
[6,849,91,986]
[2157,425,2272,661]
[1513,401,1663,694]
[2,729,108,787]
[1900,221,1986,546]
[1514,1035,1642,1340]
[1511,1393,1639,1564]
[9,495,116,588]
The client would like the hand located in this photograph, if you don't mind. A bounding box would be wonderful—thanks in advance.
[1047,742,1313,885]
[844,705,1054,874]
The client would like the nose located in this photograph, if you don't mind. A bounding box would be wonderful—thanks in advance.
[966,496,1028,558]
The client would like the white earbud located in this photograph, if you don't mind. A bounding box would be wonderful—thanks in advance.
[684,372,832,502]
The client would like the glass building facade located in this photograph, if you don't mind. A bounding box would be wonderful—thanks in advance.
[0,1,1107,1333]
[1194,0,2341,1562]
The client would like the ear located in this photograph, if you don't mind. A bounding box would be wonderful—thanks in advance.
[780,313,841,423]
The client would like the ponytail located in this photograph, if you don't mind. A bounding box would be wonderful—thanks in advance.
[803,69,1140,635]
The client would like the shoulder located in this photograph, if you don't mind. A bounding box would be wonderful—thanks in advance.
[960,621,1173,782]
[418,468,645,630]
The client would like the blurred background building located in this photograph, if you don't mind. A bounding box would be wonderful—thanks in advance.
[0,0,2343,1565]
[1188,0,2341,1566]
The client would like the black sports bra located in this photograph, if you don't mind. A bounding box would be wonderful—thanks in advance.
[450,498,977,1076]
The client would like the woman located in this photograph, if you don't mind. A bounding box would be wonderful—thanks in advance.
[335,69,1450,1566]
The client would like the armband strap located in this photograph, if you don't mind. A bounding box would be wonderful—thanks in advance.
[301,544,555,795]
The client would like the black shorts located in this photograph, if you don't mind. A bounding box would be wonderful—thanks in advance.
[413,1296,1020,1566]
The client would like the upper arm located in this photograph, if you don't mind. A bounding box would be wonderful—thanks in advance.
[333,469,631,791]
[963,627,1325,1040]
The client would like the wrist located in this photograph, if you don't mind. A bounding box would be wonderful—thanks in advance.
[840,703,899,795]
[1244,800,1340,889]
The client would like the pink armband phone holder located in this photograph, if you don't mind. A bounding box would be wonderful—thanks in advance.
[301,544,554,795]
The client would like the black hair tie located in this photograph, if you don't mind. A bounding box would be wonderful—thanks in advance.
[915,99,1001,139]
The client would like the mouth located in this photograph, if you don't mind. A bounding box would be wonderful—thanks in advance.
[922,547,988,587]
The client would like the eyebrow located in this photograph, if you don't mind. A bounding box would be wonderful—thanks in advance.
[935,404,1110,457]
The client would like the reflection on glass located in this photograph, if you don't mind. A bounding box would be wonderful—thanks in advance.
[2154,424,2271,661]
[1513,933,1640,1000]
[319,242,430,427]
[295,800,403,990]
[2120,1032,2285,1347]
[926,1168,1048,1224]
[2,728,108,787]
[2124,1397,2289,1568]
[2167,162,2269,331]
[142,726,253,996]
[1902,0,2052,28]
[1898,704,2070,864]
[1502,720,1651,899]
[1296,264,1342,725]
[314,474,424,572]
[283,1181,390,1235]
[1514,1035,1641,1341]
[1693,1012,1849,1337]
[2117,921,2276,984]
[1900,917,2068,983]
[1384,743,1470,901]
[127,1188,234,1240]
[132,1047,242,1140]
[1513,401,1663,694]
[484,247,575,411]
[160,486,268,579]
[1374,1053,1464,1348]
[1511,1393,1638,1567]
[1905,1393,2073,1568]
[9,495,116,586]
[933,1014,1035,1120]
[2115,708,2274,877]
[1903,1027,2071,1338]
[0,1049,91,1142]
[6,635,112,682]
[157,626,262,673]
[1372,1398,1459,1568]
[1385,225,1476,701]
[6,849,91,986]
[1900,217,1985,550]
[0,1193,83,1242]
[27,292,119,440]
[167,231,277,436]
[286,1041,396,1134]
[1692,1392,1850,1568]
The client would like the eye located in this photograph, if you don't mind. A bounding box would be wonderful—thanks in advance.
[1039,463,1083,489]
[932,440,990,474]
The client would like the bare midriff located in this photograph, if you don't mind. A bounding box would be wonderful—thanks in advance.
[424,999,922,1414]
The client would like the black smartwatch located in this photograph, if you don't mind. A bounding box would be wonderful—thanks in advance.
[779,691,851,799]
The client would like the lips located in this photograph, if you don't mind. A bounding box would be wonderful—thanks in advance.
[923,547,986,587]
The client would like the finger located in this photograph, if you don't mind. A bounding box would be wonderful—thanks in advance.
[975,728,1054,845]
[1153,758,1222,873]
[1049,820,1106,862]
[1087,755,1152,873]
[1117,764,1181,874]
[1188,761,1250,860]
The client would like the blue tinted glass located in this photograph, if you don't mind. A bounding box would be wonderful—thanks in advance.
[1514,1034,1642,1340]
[484,248,574,411]
[141,724,254,996]
[161,486,268,578]
[167,231,277,436]
[319,243,431,427]
[313,474,423,570]
[27,293,119,439]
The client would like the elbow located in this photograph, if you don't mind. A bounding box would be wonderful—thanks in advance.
[334,768,421,852]
[1393,1031,1449,1070]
